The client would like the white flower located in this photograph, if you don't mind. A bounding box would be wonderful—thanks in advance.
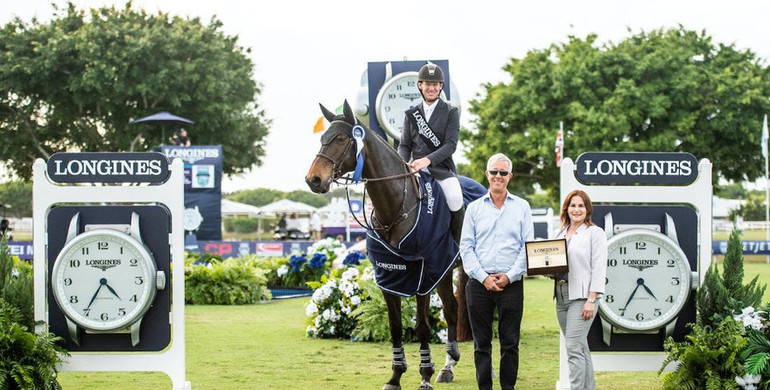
[341,305,351,315]
[11,269,19,278]
[734,306,766,331]
[305,301,318,317]
[314,315,322,327]
[430,293,443,308]
[328,325,336,335]
[361,267,374,281]
[437,329,448,344]
[736,374,761,390]
[350,295,362,306]
[277,264,289,277]
[342,267,359,281]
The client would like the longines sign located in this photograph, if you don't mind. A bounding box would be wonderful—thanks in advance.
[47,152,169,183]
[575,152,698,185]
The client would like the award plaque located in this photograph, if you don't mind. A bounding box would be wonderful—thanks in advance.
[525,238,569,275]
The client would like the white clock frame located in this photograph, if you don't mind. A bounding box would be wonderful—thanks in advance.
[556,156,712,389]
[33,157,190,390]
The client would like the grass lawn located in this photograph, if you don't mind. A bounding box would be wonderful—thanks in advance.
[56,263,770,389]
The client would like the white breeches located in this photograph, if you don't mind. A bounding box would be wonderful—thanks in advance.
[436,176,463,212]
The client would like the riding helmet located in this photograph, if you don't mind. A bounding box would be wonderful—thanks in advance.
[417,63,444,84]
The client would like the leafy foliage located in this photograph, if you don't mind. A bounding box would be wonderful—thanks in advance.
[184,257,271,305]
[223,217,259,233]
[0,3,270,178]
[350,276,416,342]
[698,229,766,328]
[0,300,69,390]
[0,181,32,218]
[305,267,367,339]
[465,27,770,203]
[739,308,770,390]
[659,318,746,390]
[0,236,34,330]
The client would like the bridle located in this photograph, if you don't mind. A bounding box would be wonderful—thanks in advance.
[314,121,422,235]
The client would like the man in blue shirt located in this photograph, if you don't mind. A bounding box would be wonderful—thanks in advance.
[460,152,534,390]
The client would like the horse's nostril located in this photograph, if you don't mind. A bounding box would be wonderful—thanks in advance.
[306,175,321,187]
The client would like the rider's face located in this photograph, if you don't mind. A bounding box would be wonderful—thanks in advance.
[419,81,442,103]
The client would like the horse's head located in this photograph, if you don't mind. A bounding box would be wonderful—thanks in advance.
[305,101,360,193]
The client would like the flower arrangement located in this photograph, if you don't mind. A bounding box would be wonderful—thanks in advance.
[305,260,448,343]
[305,266,371,338]
[736,306,770,390]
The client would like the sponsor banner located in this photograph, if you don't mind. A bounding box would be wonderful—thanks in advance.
[575,152,698,185]
[159,145,223,241]
[712,240,770,255]
[7,241,34,260]
[47,152,169,183]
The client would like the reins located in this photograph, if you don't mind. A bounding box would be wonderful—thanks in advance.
[318,121,422,235]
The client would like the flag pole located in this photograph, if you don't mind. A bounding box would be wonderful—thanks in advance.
[763,114,769,263]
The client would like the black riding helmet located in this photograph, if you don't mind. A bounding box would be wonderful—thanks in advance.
[417,63,444,84]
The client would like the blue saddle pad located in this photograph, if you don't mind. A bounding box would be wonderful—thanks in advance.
[367,172,482,297]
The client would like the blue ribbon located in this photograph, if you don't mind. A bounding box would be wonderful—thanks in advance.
[352,125,365,182]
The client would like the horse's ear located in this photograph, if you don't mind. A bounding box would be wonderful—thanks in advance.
[319,103,336,122]
[343,100,356,125]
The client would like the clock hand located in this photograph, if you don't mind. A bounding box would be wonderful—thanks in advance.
[621,279,645,311]
[86,283,104,310]
[103,280,122,300]
[640,280,658,300]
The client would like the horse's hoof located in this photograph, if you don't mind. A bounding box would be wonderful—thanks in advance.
[382,385,400,390]
[435,369,454,383]
[417,381,434,390]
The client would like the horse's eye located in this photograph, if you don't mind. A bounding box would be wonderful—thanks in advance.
[335,136,347,144]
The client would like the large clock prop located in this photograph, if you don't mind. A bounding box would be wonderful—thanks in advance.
[356,60,460,143]
[33,153,190,390]
[557,152,712,389]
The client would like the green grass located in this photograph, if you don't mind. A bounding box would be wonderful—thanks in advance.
[55,263,770,389]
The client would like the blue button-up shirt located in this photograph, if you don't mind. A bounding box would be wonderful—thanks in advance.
[460,191,534,284]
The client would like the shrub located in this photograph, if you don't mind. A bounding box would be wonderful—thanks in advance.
[0,236,34,330]
[305,267,368,339]
[659,317,747,389]
[737,306,770,390]
[224,217,259,233]
[697,228,766,329]
[185,257,271,304]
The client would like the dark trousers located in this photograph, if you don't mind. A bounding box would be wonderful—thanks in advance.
[466,277,524,390]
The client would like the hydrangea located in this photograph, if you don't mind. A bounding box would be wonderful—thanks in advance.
[343,251,367,266]
[305,268,364,339]
[276,264,289,277]
[734,306,767,331]
[736,374,761,390]
[289,254,307,272]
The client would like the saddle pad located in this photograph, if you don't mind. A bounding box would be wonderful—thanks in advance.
[367,172,459,297]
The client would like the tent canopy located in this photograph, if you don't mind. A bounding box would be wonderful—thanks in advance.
[221,199,263,218]
[258,199,317,217]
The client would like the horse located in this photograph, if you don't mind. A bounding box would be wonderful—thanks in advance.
[305,101,462,390]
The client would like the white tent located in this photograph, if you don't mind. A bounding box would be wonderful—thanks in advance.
[221,199,263,218]
[258,199,318,216]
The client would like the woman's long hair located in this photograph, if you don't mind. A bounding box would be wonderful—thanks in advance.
[559,190,595,229]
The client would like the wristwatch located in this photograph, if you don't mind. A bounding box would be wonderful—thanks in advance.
[597,212,697,346]
[50,212,166,346]
[587,297,596,303]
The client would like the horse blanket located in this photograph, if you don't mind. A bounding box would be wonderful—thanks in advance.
[367,172,483,297]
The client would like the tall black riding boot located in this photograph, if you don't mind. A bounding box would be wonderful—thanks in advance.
[449,207,465,245]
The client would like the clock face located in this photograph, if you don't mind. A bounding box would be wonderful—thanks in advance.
[375,71,424,139]
[183,207,203,231]
[598,229,692,331]
[51,229,158,332]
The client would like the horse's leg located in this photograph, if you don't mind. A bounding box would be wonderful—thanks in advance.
[382,292,406,390]
[415,294,435,390]
[434,273,460,383]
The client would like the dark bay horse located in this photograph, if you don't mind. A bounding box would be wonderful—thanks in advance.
[305,101,460,390]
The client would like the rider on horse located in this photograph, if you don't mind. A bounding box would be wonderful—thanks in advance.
[398,63,464,243]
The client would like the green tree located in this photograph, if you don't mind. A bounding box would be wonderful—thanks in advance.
[0,2,270,179]
[465,27,770,203]
[717,182,748,200]
[227,188,284,207]
[730,197,765,221]
[0,180,32,218]
[286,190,328,208]
[697,229,766,328]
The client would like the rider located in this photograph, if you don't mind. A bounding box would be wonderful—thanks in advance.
[398,63,464,243]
